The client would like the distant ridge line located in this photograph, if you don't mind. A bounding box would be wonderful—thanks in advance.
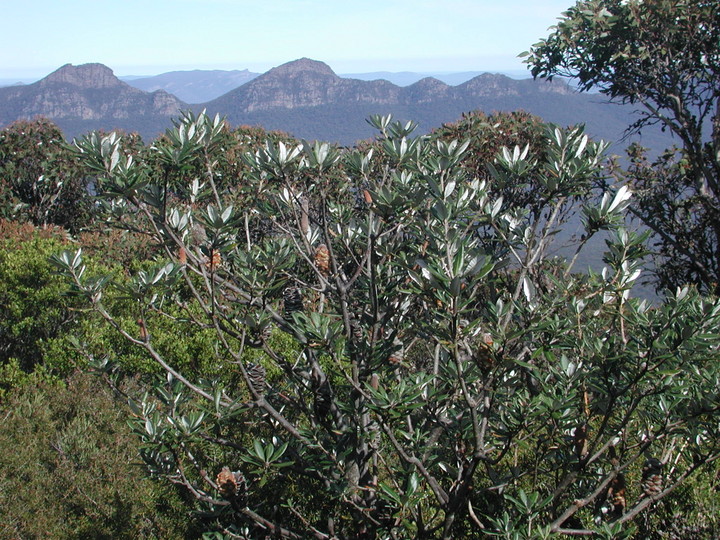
[0,59,670,153]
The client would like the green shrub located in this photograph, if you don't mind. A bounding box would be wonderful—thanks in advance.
[0,220,79,393]
[0,220,238,395]
[0,372,196,538]
[0,119,92,232]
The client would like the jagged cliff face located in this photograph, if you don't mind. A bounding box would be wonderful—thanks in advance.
[0,63,185,126]
[39,63,122,89]
[222,58,403,112]
[199,58,651,147]
[0,58,576,131]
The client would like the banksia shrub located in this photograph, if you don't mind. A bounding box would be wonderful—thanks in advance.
[53,112,720,538]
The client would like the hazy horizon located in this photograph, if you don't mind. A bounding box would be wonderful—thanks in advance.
[1,1,570,80]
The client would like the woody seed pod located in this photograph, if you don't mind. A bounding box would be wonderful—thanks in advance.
[314,244,330,276]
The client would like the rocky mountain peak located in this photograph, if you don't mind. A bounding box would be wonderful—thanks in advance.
[266,58,337,79]
[41,63,123,89]
[411,77,449,89]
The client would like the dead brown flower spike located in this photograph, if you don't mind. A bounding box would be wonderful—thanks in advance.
[574,423,588,460]
[216,466,238,498]
[247,362,267,397]
[283,286,303,317]
[216,466,247,509]
[206,249,221,271]
[314,244,330,276]
[609,473,626,517]
[475,333,494,372]
[641,458,664,499]
[136,318,148,341]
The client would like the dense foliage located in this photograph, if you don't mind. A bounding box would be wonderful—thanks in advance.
[0,372,196,538]
[44,109,720,538]
[0,220,79,393]
[0,119,92,231]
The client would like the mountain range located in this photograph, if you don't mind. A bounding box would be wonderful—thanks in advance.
[118,70,497,103]
[3,69,526,103]
[121,69,260,104]
[0,59,672,151]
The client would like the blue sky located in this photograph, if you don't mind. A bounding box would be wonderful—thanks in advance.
[2,0,573,81]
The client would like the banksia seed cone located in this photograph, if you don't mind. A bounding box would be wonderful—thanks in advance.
[574,423,588,460]
[137,318,148,341]
[475,333,494,372]
[205,249,222,271]
[216,466,245,497]
[641,458,663,498]
[283,286,303,317]
[314,244,330,276]
[216,467,247,508]
[249,323,271,346]
[608,473,626,517]
[216,467,236,497]
[247,362,266,396]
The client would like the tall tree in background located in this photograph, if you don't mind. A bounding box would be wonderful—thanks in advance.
[524,0,720,293]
